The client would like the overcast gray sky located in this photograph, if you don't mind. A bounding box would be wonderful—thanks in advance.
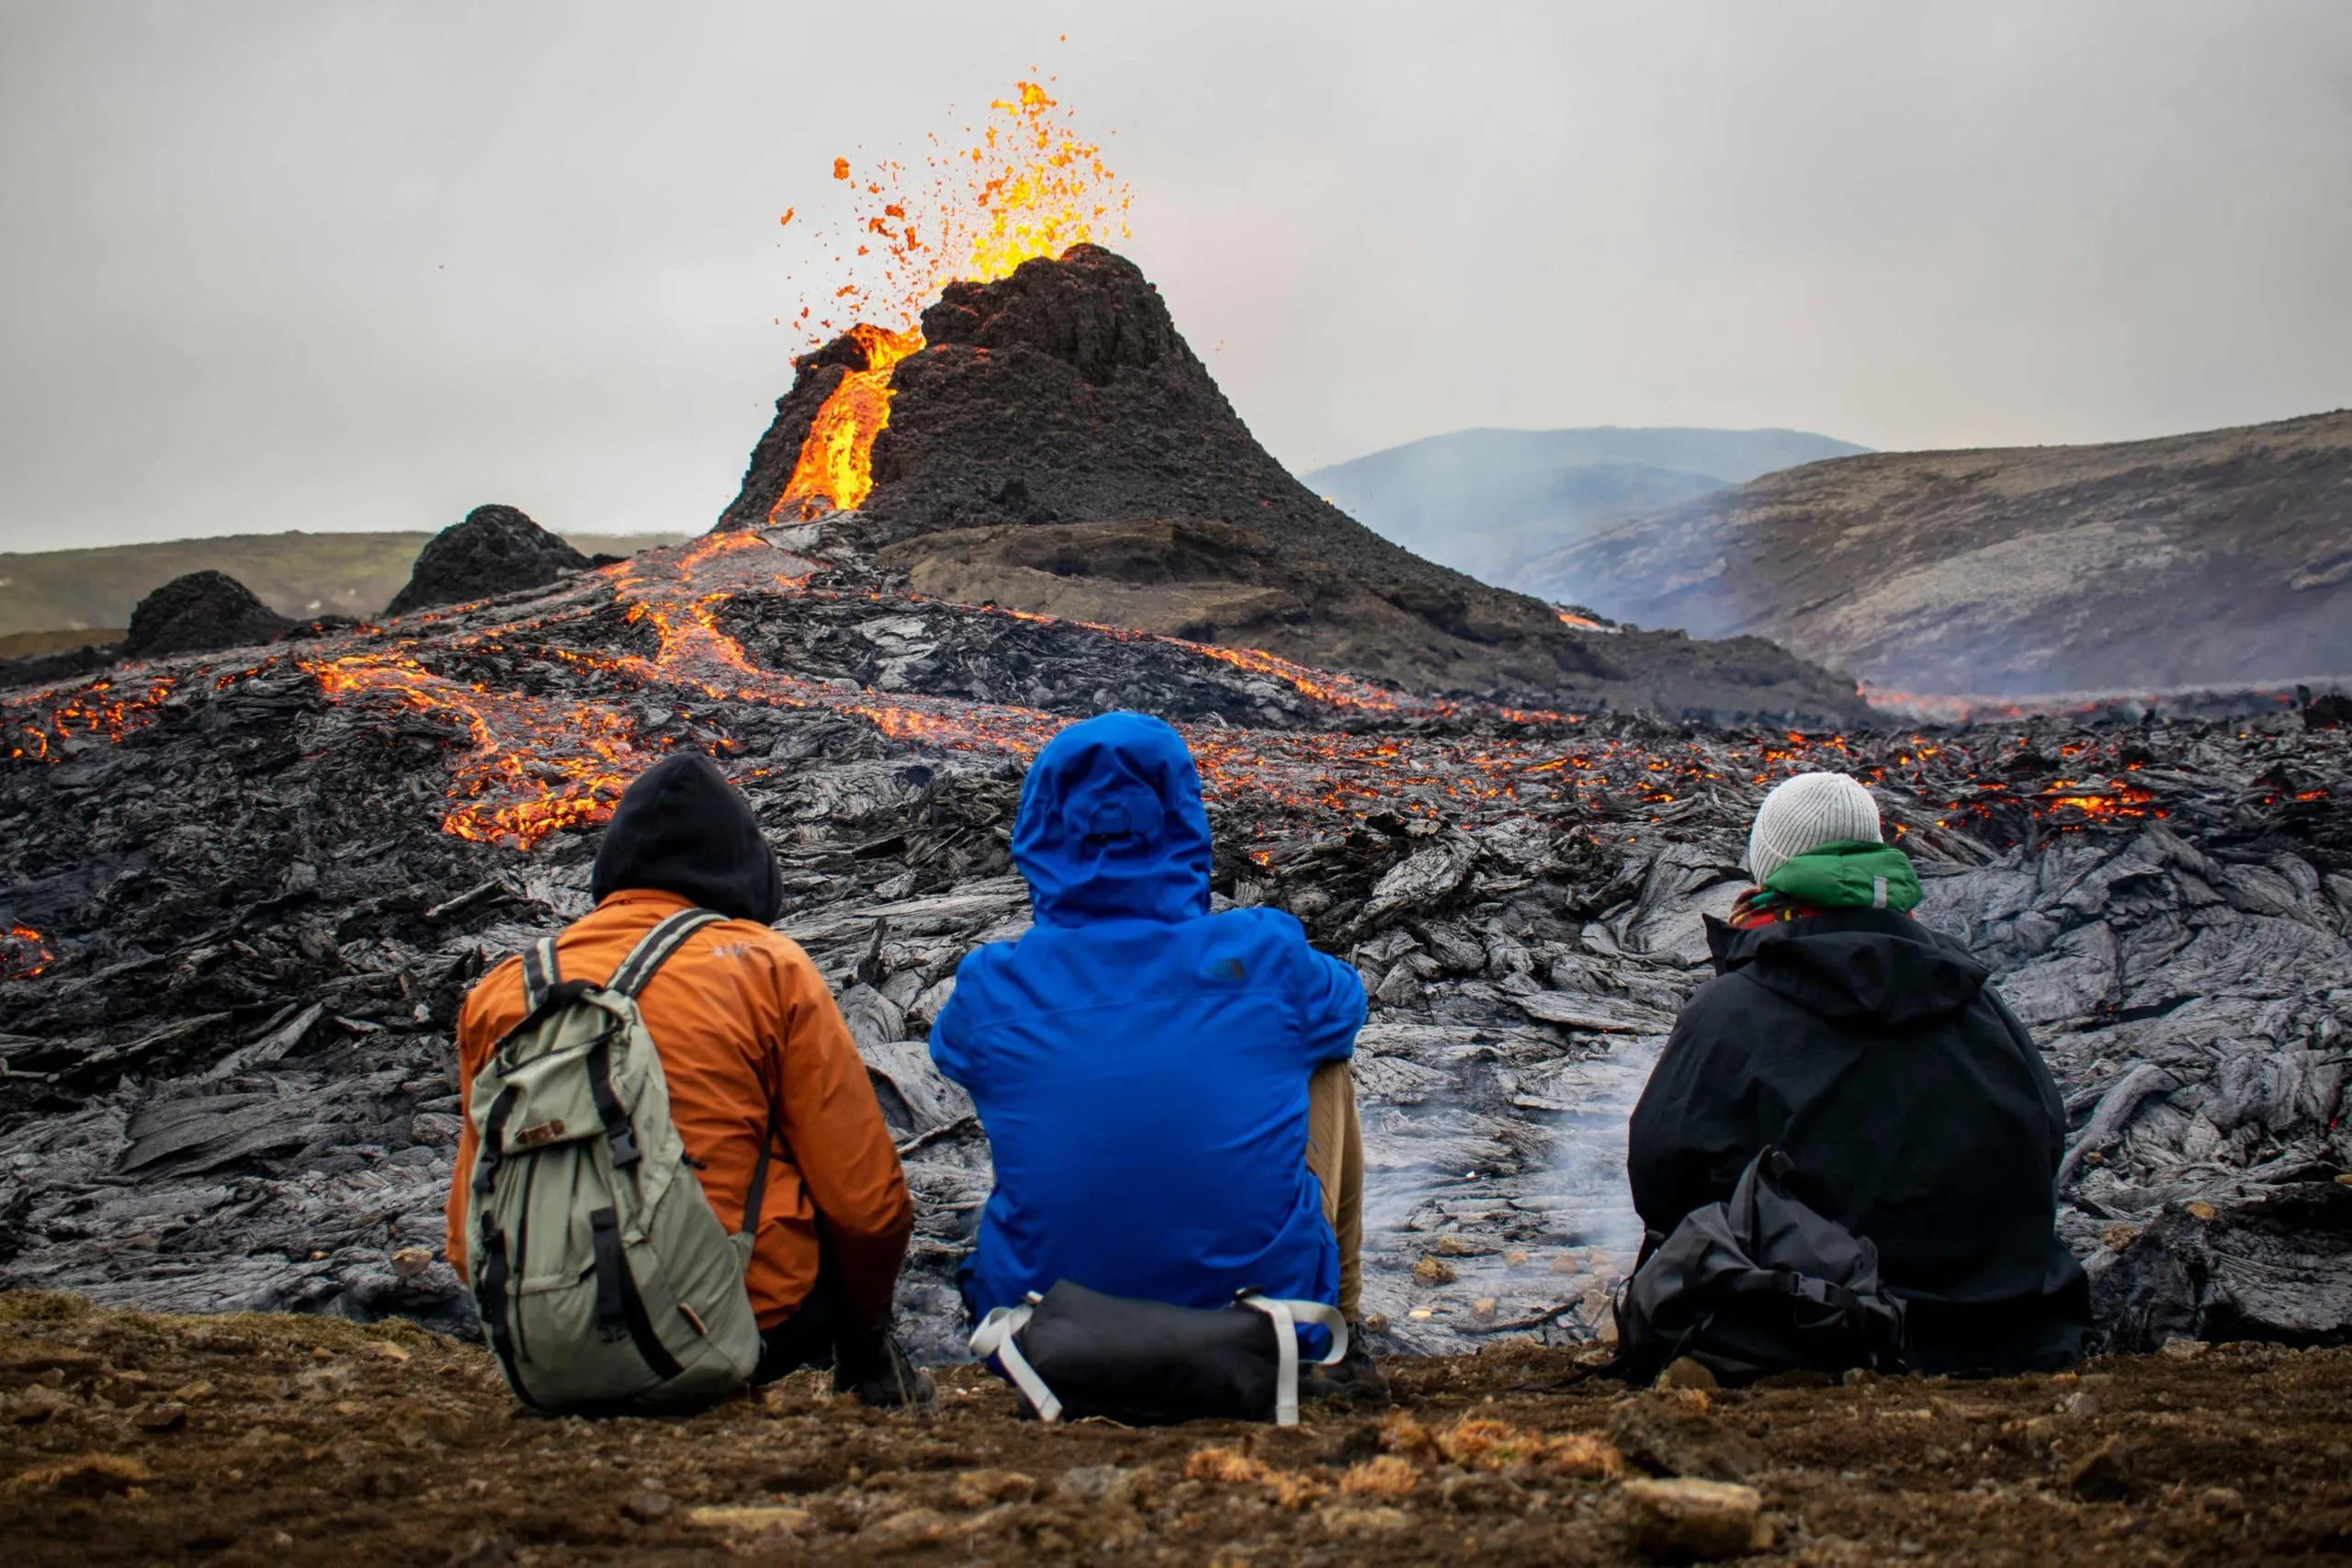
[3,1,2347,550]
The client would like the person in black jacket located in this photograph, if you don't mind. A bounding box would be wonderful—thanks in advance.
[1626,772,2093,1375]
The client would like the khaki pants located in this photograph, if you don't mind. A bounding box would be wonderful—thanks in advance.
[1306,1060,1365,1322]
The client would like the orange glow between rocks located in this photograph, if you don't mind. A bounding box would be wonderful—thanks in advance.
[2,924,51,982]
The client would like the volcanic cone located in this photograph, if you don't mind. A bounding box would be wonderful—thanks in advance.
[717,247,1871,725]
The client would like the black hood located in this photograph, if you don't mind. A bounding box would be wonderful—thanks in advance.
[590,754,781,924]
[1705,908,1988,1027]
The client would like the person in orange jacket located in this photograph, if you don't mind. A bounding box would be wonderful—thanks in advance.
[443,753,927,1405]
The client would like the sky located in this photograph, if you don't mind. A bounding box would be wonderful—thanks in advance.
[2,1,2348,551]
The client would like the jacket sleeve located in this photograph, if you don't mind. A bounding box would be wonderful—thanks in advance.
[1285,917,1366,1066]
[441,963,514,1277]
[926,950,986,1093]
[1625,980,1757,1247]
[768,948,914,1330]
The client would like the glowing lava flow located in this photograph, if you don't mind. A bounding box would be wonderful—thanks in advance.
[771,79,1135,524]
[307,653,652,847]
[4,677,176,762]
[775,325,923,519]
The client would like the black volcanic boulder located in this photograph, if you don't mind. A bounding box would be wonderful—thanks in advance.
[385,504,589,617]
[124,570,293,658]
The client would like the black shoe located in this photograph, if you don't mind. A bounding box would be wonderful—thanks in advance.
[834,1329,937,1411]
[1302,1322,1391,1408]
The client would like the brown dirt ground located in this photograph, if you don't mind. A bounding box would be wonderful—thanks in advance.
[5,1291,2349,1566]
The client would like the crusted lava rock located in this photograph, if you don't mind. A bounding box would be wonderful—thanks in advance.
[716,247,1871,727]
[123,570,293,659]
[384,504,591,618]
[0,640,123,693]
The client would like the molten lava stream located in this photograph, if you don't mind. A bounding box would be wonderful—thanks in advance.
[306,654,651,849]
[774,325,923,522]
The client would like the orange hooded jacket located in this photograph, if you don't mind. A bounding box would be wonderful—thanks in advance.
[443,886,912,1332]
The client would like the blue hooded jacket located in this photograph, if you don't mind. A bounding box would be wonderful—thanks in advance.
[930,712,1367,1323]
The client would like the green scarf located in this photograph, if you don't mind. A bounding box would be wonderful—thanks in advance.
[1758,839,1922,913]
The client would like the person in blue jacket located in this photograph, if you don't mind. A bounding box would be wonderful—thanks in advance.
[929,711,1384,1401]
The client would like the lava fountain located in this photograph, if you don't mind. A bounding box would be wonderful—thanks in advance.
[771,79,1134,523]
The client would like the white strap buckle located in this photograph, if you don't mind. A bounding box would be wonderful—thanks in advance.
[967,1304,1062,1424]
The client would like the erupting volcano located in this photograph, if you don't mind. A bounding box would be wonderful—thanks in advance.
[0,74,2348,1395]
[717,85,1870,722]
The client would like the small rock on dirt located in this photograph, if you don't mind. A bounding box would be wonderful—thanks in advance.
[620,1492,673,1523]
[1611,1396,1762,1482]
[1620,1476,1764,1562]
[2066,1436,2134,1502]
[134,1402,188,1433]
[1055,1464,1136,1505]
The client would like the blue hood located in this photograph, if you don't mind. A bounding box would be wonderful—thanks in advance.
[1012,713,1213,927]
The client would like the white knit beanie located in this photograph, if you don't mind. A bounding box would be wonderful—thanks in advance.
[1747,772,1882,886]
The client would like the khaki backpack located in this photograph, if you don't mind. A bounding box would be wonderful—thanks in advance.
[464,908,775,1413]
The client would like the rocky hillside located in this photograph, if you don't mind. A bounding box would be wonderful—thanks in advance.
[0,530,684,640]
[1305,426,1865,584]
[1518,411,2352,697]
[716,248,1871,727]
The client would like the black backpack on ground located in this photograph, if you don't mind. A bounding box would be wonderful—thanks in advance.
[968,1280,1346,1427]
[1614,1146,1907,1385]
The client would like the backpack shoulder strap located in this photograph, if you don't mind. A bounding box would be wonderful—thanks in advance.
[521,936,561,1012]
[608,908,728,998]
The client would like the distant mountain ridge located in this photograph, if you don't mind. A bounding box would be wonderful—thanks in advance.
[1516,410,2352,696]
[1303,425,1868,583]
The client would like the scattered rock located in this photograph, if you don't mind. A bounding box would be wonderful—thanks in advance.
[862,1506,953,1547]
[133,1401,187,1433]
[6,1385,74,1425]
[1619,1476,1765,1562]
[682,1505,814,1536]
[9,1451,153,1495]
[948,1469,1035,1508]
[1053,1465,1135,1506]
[1611,1396,1762,1482]
[620,1492,672,1523]
[1413,1257,1458,1286]
[123,570,291,658]
[1318,1503,1412,1537]
[2065,1436,2134,1502]
[383,504,590,617]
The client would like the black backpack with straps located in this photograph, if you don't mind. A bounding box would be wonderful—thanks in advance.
[1614,1146,1908,1386]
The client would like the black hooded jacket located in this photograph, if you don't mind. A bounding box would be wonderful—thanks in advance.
[590,754,782,924]
[1627,908,2092,1374]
